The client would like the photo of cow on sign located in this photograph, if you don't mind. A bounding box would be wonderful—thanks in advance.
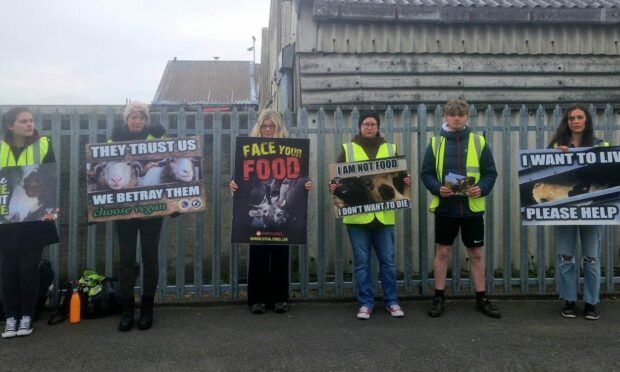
[85,137,205,222]
[329,157,411,217]
[518,146,620,225]
[0,163,59,224]
[231,137,310,245]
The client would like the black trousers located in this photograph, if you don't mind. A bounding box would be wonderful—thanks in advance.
[115,218,163,298]
[247,245,289,306]
[0,233,44,319]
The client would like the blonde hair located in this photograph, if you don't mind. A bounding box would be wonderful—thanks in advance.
[249,109,288,138]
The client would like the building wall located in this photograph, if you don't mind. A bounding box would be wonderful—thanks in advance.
[263,0,620,109]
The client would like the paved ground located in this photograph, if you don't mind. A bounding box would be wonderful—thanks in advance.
[1,299,620,371]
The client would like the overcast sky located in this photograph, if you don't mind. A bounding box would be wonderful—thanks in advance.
[0,0,270,105]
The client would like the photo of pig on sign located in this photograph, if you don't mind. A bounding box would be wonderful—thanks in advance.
[329,157,411,218]
[0,163,59,224]
[519,146,620,225]
[85,136,205,222]
[231,137,310,245]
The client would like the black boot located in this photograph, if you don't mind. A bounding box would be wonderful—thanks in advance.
[118,296,135,332]
[138,295,155,330]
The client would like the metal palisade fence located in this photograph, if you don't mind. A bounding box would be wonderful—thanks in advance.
[2,104,619,303]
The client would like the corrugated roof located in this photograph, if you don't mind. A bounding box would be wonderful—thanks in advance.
[313,0,620,23]
[152,60,258,105]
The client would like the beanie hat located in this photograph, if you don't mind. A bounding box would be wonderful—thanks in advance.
[123,101,149,122]
[358,110,381,131]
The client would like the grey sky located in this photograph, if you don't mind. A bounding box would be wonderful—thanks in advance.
[0,0,270,105]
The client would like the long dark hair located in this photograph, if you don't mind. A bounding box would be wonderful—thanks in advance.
[2,106,32,137]
[547,104,595,148]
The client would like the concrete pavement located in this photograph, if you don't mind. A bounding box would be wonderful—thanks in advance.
[1,299,620,371]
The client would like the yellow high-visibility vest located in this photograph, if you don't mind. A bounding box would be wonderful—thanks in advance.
[429,133,485,213]
[0,136,49,167]
[342,142,396,225]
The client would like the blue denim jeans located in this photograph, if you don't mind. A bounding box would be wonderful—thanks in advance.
[346,224,398,309]
[555,225,602,305]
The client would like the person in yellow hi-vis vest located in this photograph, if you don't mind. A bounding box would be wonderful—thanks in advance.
[421,100,500,319]
[1,107,59,339]
[329,110,411,320]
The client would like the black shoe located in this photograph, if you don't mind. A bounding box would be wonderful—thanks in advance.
[428,296,445,318]
[584,303,599,321]
[274,302,289,313]
[476,298,501,318]
[138,295,155,330]
[118,296,135,332]
[250,303,266,314]
[561,301,577,319]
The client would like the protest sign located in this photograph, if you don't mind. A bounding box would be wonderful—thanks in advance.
[86,137,204,222]
[0,163,59,224]
[231,137,309,245]
[328,156,411,218]
[519,146,620,225]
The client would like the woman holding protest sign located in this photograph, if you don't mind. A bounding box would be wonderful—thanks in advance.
[110,101,167,331]
[1,107,59,338]
[328,110,411,320]
[229,109,311,314]
[548,104,609,321]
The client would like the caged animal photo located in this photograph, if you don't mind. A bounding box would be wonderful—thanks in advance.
[0,164,58,223]
[330,171,410,209]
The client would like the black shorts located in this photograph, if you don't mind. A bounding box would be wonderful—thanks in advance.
[435,215,485,248]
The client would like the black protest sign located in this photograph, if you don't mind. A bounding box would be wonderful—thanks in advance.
[328,157,412,218]
[85,137,205,222]
[519,146,620,225]
[232,137,310,245]
[0,163,59,224]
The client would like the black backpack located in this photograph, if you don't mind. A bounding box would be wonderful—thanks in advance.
[48,271,120,325]
[83,278,120,319]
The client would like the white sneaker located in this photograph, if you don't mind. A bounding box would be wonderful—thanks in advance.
[16,316,33,336]
[356,306,372,320]
[386,304,405,317]
[2,317,18,338]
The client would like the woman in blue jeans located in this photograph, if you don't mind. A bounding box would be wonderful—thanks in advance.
[329,110,411,319]
[548,104,608,320]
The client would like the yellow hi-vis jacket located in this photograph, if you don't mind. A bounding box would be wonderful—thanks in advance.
[0,136,49,166]
[429,133,485,213]
[342,142,396,225]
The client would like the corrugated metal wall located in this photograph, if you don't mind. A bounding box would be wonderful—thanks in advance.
[2,105,619,303]
[297,53,620,106]
[314,23,620,55]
